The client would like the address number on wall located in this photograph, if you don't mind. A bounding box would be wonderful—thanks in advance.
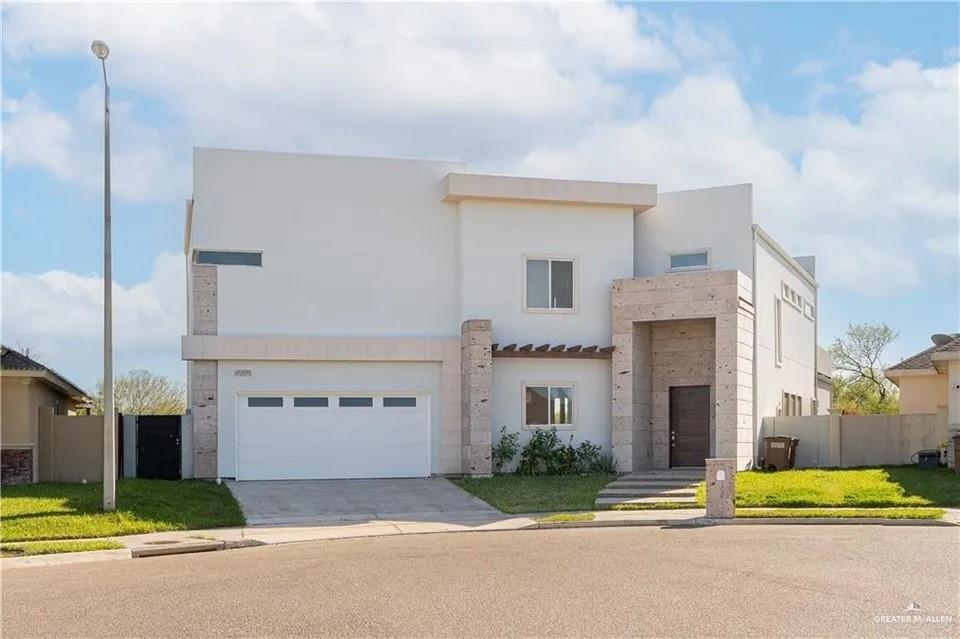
[234,369,253,377]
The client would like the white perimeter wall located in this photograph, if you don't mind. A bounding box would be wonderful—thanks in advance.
[754,237,817,433]
[491,358,611,471]
[216,360,442,478]
[634,185,754,278]
[459,200,634,347]
[191,148,464,338]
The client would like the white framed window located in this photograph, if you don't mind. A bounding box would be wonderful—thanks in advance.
[781,281,803,311]
[523,256,576,312]
[774,297,783,367]
[523,383,575,429]
[803,300,815,321]
[666,249,711,272]
[781,392,802,416]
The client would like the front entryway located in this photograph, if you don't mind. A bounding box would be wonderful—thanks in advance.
[669,385,710,467]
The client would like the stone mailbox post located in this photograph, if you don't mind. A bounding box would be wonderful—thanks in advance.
[705,458,737,519]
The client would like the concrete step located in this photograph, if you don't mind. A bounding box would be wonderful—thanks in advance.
[598,487,697,498]
[595,496,698,507]
[607,480,700,489]
[619,471,704,480]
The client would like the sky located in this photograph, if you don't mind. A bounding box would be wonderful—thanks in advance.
[2,2,958,392]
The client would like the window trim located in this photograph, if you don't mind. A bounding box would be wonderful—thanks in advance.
[774,297,783,368]
[193,249,263,266]
[522,254,578,314]
[521,381,577,430]
[666,248,711,273]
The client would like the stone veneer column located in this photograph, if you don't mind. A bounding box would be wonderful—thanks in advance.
[461,320,492,476]
[190,264,219,479]
[713,274,755,468]
[611,319,651,472]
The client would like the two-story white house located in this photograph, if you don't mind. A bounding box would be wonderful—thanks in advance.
[182,148,821,480]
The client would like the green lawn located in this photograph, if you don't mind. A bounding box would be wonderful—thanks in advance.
[453,475,614,513]
[536,512,596,523]
[734,508,945,520]
[1,539,125,558]
[1,479,245,542]
[699,467,960,508]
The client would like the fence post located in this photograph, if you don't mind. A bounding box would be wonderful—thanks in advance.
[828,408,842,468]
[705,458,736,519]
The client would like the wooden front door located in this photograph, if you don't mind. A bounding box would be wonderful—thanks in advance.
[669,385,710,467]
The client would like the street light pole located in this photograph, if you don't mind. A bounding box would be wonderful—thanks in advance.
[91,40,115,512]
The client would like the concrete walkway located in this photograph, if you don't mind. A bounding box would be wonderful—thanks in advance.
[226,477,498,525]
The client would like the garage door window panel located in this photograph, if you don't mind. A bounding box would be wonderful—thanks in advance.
[247,397,283,407]
[294,397,329,407]
[384,397,417,408]
[339,397,374,408]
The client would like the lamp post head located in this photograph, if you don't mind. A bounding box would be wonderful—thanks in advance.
[90,40,110,60]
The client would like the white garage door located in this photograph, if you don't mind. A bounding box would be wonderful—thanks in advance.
[236,393,430,480]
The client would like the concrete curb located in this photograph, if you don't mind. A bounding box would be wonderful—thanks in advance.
[4,511,955,569]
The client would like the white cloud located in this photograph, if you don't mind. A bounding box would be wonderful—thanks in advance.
[1,253,185,388]
[793,59,825,76]
[517,60,958,294]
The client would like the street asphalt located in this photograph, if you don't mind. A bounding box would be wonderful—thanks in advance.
[4,525,958,638]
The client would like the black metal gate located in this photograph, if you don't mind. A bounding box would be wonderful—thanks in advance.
[136,415,182,479]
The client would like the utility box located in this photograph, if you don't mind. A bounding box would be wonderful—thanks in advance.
[762,436,799,471]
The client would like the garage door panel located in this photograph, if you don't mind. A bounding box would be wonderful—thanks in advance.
[237,394,429,480]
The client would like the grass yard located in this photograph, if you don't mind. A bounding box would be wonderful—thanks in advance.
[734,508,946,520]
[1,539,125,558]
[453,475,613,513]
[536,512,596,523]
[1,479,245,542]
[699,467,960,508]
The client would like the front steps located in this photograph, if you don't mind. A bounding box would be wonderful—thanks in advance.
[595,469,704,509]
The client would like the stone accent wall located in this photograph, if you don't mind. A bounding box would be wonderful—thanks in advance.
[1,448,33,485]
[461,320,492,476]
[611,270,755,470]
[439,343,463,475]
[651,319,716,468]
[190,263,219,478]
[191,264,217,335]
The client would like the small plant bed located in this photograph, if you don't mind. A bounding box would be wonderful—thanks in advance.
[1,539,125,558]
[454,475,614,513]
[734,508,945,520]
[536,512,596,523]
[720,467,960,508]
[1,479,245,542]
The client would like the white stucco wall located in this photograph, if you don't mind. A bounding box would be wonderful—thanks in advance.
[215,360,442,478]
[634,184,754,278]
[491,358,611,471]
[459,200,634,347]
[753,235,818,434]
[191,148,464,338]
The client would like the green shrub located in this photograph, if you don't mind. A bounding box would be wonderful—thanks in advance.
[492,426,521,472]
[517,429,607,475]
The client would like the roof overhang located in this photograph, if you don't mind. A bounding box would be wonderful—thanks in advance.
[0,369,89,401]
[442,173,657,212]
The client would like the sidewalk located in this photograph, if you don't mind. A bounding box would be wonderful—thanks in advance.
[5,506,957,569]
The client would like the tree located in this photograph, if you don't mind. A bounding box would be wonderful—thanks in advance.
[92,370,186,415]
[829,322,899,414]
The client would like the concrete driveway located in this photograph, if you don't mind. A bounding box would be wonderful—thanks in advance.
[226,478,499,525]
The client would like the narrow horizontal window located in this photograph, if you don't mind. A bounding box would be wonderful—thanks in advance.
[339,397,373,408]
[668,251,709,271]
[383,397,417,408]
[247,397,282,408]
[195,250,262,266]
[294,397,329,408]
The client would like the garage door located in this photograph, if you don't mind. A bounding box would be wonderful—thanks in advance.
[236,393,429,480]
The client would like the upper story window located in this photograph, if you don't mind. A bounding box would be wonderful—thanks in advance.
[667,249,710,272]
[525,256,575,312]
[781,281,803,310]
[194,250,262,266]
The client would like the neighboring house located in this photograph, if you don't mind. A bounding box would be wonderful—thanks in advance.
[1,346,89,485]
[885,334,960,414]
[182,148,823,480]
[815,346,833,414]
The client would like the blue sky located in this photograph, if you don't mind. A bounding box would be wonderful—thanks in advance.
[2,2,958,390]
